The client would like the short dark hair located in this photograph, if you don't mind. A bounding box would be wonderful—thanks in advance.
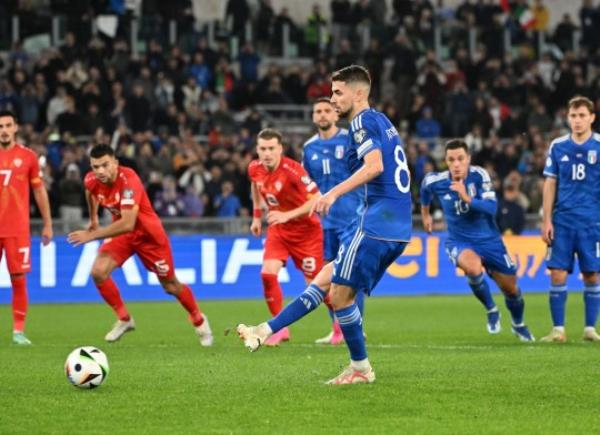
[568,95,594,114]
[444,139,469,155]
[0,110,18,123]
[257,128,283,144]
[313,97,332,106]
[90,144,116,159]
[331,65,371,87]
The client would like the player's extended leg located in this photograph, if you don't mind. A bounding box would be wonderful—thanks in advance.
[457,249,500,334]
[236,262,333,352]
[326,283,374,385]
[159,276,214,346]
[10,273,31,345]
[582,273,600,341]
[540,269,569,342]
[91,253,135,342]
[491,271,534,342]
[261,259,290,346]
[316,291,344,345]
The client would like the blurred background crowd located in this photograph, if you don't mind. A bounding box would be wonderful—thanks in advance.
[1,0,600,234]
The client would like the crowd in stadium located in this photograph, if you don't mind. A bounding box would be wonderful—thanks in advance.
[1,0,600,232]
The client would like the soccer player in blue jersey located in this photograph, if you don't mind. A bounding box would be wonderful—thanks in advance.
[420,140,534,342]
[236,65,412,384]
[540,95,600,342]
[303,97,363,345]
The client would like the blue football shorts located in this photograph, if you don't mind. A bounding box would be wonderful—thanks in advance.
[546,222,600,273]
[445,237,517,276]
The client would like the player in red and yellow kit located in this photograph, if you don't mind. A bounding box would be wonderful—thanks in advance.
[0,110,53,345]
[67,144,213,346]
[248,128,324,345]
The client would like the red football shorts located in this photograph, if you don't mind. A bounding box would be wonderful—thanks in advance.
[99,231,175,279]
[263,225,323,278]
[0,236,31,274]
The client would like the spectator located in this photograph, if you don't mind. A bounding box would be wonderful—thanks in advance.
[57,163,84,233]
[153,175,185,217]
[214,181,242,217]
[496,181,526,235]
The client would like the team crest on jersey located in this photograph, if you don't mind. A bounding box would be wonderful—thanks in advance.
[335,145,344,159]
[13,158,22,167]
[468,183,476,197]
[353,129,367,144]
[588,150,597,164]
[275,181,282,191]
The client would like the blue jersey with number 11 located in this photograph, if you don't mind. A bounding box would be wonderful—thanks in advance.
[348,108,412,241]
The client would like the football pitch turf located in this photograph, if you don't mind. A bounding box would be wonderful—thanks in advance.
[1,293,599,434]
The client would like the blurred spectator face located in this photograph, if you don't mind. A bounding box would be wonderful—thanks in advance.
[312,101,338,131]
[222,181,234,195]
[257,137,283,171]
[133,84,144,97]
[445,146,471,181]
[568,105,595,136]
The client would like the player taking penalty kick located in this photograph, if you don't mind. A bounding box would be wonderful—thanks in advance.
[67,144,213,346]
[237,65,412,384]
[248,128,324,346]
[0,110,53,345]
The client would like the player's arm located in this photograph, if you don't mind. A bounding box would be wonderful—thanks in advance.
[312,149,383,216]
[450,175,497,215]
[85,189,100,231]
[32,184,53,246]
[250,182,262,236]
[68,206,139,247]
[420,178,434,234]
[267,193,319,225]
[541,176,556,245]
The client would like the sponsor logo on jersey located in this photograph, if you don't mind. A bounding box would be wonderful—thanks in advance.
[443,193,452,200]
[560,155,569,162]
[353,129,367,144]
[311,154,318,160]
[588,150,597,164]
[335,145,344,159]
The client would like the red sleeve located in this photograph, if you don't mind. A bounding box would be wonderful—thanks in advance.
[28,152,43,188]
[292,162,318,195]
[120,170,144,209]
[247,160,259,182]
[84,172,96,191]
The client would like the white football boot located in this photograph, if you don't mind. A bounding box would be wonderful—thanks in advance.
[105,318,136,342]
[326,365,376,385]
[195,314,214,346]
[236,323,271,352]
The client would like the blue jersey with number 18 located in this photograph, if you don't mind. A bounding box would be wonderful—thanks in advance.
[543,133,600,228]
[348,108,412,241]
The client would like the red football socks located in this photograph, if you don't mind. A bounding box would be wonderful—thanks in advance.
[177,285,204,326]
[97,278,130,321]
[11,275,27,332]
[261,273,283,316]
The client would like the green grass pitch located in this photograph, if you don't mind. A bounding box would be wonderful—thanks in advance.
[1,293,599,434]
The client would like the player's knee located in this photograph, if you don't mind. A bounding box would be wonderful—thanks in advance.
[550,269,568,285]
[462,264,483,277]
[91,265,111,283]
[329,287,355,310]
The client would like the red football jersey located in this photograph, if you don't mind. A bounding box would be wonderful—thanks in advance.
[248,156,321,232]
[84,166,167,242]
[0,144,43,237]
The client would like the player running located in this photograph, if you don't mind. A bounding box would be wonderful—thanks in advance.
[420,139,534,341]
[237,65,412,384]
[303,97,363,345]
[540,95,600,342]
[0,110,53,345]
[248,128,323,346]
[67,144,213,346]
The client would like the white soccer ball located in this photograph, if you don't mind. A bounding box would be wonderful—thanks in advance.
[65,346,109,389]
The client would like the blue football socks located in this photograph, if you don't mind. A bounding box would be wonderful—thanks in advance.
[583,284,600,328]
[336,303,367,361]
[468,273,496,311]
[267,284,326,333]
[549,283,567,327]
[505,289,525,325]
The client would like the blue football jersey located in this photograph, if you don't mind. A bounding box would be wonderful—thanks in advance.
[543,133,600,228]
[302,128,361,230]
[420,166,500,242]
[348,108,412,241]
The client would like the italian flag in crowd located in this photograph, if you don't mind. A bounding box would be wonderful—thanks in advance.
[500,0,536,29]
